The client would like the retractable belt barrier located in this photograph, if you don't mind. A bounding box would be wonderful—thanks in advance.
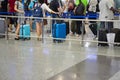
[0,12,120,46]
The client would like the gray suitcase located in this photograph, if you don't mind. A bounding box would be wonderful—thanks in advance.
[0,18,6,38]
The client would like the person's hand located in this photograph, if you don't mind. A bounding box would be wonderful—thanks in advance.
[55,12,60,14]
[118,10,120,14]
[20,11,24,13]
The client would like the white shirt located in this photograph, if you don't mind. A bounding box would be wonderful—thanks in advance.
[47,0,52,4]
[99,0,115,20]
[62,0,69,13]
[41,3,52,17]
[88,0,98,12]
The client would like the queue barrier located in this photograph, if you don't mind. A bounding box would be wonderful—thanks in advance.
[0,12,120,46]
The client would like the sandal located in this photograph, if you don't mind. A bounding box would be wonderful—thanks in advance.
[37,37,41,41]
[14,37,19,40]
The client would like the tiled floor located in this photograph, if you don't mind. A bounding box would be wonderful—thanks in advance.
[0,24,120,80]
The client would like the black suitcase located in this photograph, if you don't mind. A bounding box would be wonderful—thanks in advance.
[111,28,120,46]
[98,28,108,46]
[89,23,97,36]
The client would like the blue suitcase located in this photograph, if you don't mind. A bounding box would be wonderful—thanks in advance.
[19,24,31,40]
[52,23,66,43]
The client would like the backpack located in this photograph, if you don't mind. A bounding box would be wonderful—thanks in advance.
[75,1,85,15]
[33,3,43,17]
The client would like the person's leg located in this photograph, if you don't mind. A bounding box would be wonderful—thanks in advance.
[36,21,42,40]
[8,18,12,32]
[29,19,33,31]
[15,23,20,40]
[76,21,81,36]
[15,16,23,40]
[70,21,76,35]
[108,22,113,32]
[80,21,86,35]
[100,21,105,29]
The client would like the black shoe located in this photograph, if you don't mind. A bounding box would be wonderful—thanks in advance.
[14,37,19,40]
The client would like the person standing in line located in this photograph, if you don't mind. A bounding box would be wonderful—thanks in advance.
[99,0,120,32]
[0,0,8,13]
[33,0,58,41]
[74,0,88,37]
[8,0,16,33]
[14,0,24,40]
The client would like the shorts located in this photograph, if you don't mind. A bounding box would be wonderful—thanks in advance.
[17,13,25,24]
[34,17,43,23]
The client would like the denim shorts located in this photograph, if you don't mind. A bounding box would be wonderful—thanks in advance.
[34,17,43,23]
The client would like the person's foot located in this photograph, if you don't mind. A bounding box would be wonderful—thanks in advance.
[14,37,19,40]
[69,32,74,36]
[8,28,12,32]
[37,37,41,41]
[76,34,80,37]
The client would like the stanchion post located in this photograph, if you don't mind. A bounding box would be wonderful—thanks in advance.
[42,18,44,43]
[68,13,71,39]
[5,17,9,40]
[81,19,84,47]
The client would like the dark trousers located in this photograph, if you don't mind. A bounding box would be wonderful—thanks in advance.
[100,21,113,32]
[76,21,86,35]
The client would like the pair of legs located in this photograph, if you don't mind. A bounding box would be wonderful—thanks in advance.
[15,13,24,40]
[76,21,86,36]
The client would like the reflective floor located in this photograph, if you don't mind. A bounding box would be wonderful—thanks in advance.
[0,25,120,80]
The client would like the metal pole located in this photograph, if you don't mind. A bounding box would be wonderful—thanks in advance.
[6,17,9,40]
[42,19,44,43]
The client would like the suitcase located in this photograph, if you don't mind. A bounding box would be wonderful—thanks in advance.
[111,28,120,46]
[89,23,97,36]
[0,18,6,38]
[98,28,108,46]
[52,23,66,43]
[19,24,31,40]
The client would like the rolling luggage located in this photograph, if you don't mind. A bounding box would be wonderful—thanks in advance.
[52,23,66,43]
[98,28,108,46]
[19,24,31,40]
[111,28,120,46]
[0,18,6,38]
